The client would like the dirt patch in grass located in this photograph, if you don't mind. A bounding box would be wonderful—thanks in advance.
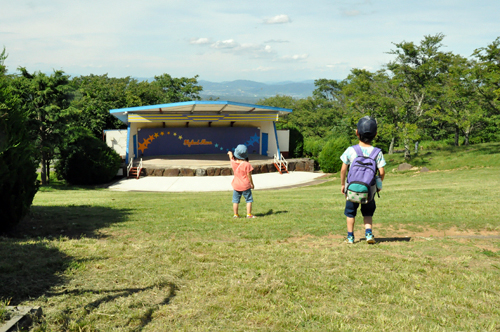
[283,224,500,248]
[381,224,500,238]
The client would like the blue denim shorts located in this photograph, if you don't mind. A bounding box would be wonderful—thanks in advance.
[232,189,253,203]
[344,199,376,218]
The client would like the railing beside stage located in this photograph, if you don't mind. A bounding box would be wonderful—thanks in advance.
[127,157,133,178]
[137,158,143,179]
[274,153,288,174]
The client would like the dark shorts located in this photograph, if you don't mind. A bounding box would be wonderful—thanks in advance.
[344,199,376,218]
[232,189,253,203]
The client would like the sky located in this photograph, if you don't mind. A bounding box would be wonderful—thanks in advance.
[1,0,499,83]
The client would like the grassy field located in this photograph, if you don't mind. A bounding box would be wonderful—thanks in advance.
[1,142,500,331]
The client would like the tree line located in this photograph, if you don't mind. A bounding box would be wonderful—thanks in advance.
[260,34,500,161]
[0,52,204,186]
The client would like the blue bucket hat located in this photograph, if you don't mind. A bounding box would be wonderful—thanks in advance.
[234,144,248,159]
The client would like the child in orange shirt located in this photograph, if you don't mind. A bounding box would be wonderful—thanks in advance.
[227,144,256,218]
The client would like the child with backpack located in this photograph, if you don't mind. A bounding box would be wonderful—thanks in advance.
[340,116,386,244]
[228,144,256,218]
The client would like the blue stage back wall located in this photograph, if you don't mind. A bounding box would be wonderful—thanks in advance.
[137,127,260,156]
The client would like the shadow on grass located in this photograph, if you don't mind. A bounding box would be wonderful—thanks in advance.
[255,209,289,217]
[7,205,133,240]
[374,237,412,243]
[0,205,131,304]
[472,143,500,155]
[0,240,71,305]
[46,282,178,331]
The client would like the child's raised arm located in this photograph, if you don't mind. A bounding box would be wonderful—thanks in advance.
[227,151,234,160]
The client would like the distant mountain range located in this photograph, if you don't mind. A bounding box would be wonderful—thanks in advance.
[198,80,316,103]
[132,78,317,104]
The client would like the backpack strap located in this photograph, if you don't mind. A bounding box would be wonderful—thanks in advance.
[369,147,382,177]
[352,144,363,157]
[353,145,381,161]
[368,147,381,160]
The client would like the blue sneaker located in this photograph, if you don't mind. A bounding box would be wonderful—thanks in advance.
[345,235,354,244]
[366,233,376,244]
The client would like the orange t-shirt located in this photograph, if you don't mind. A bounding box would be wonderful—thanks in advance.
[230,160,254,191]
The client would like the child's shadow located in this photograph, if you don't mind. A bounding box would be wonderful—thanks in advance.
[369,237,412,243]
[255,209,289,217]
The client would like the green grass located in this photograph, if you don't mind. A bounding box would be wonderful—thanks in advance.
[0,299,11,324]
[385,141,500,171]
[1,143,500,331]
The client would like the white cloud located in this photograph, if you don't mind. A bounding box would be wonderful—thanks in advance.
[211,39,238,49]
[263,14,291,24]
[190,37,211,45]
[210,39,274,58]
[281,54,309,61]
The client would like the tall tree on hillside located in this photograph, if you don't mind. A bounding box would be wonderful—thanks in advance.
[341,69,405,154]
[257,95,298,129]
[427,55,485,146]
[386,33,452,159]
[471,37,500,142]
[152,74,203,103]
[472,37,500,115]
[313,78,347,106]
[13,68,73,185]
[70,74,132,138]
[71,74,203,138]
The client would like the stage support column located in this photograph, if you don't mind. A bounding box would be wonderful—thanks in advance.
[273,122,281,157]
[125,122,131,162]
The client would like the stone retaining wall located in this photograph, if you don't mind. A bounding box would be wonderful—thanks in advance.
[142,158,315,177]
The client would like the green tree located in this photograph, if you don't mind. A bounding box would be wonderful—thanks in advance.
[257,95,297,130]
[152,74,203,103]
[472,37,500,116]
[386,33,452,159]
[71,74,203,138]
[0,49,38,231]
[13,68,74,185]
[427,55,485,146]
[70,74,132,138]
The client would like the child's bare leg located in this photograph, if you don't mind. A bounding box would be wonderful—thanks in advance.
[233,203,239,216]
[363,216,373,231]
[347,217,355,233]
[246,202,252,215]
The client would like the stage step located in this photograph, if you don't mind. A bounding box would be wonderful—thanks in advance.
[274,162,288,174]
[128,167,144,179]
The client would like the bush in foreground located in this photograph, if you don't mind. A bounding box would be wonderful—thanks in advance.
[0,62,39,232]
[56,132,121,185]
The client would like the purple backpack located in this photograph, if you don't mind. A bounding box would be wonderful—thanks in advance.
[346,145,381,204]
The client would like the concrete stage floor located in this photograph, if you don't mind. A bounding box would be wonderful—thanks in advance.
[109,171,326,192]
